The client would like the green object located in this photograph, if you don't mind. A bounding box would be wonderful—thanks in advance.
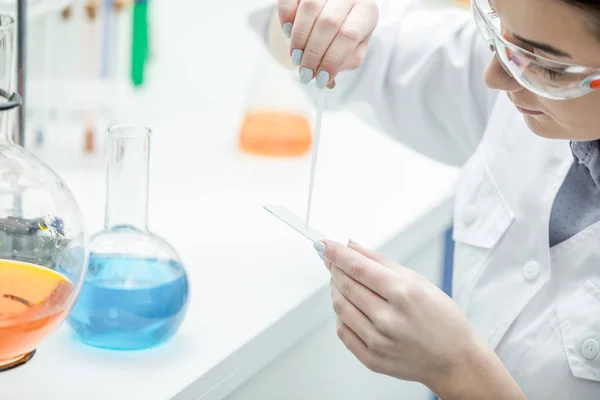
[131,0,148,87]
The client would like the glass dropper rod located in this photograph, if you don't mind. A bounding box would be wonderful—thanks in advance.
[305,89,326,230]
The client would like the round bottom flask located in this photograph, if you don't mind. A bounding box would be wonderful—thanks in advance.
[0,14,88,371]
[66,125,189,350]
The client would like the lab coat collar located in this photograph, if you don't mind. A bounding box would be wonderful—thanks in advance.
[570,140,600,188]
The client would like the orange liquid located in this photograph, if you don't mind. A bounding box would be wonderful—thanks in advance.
[0,260,74,365]
[238,110,312,157]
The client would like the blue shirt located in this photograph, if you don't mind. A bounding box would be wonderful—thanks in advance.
[549,140,600,247]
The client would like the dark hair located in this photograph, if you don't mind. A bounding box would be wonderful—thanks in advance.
[563,0,600,10]
[562,0,600,38]
[562,0,600,17]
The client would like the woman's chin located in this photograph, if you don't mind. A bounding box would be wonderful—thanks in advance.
[522,114,565,139]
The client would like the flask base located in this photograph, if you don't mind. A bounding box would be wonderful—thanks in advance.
[71,331,175,351]
[0,349,36,372]
[66,255,189,351]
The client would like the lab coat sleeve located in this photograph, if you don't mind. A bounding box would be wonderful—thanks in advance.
[320,3,497,166]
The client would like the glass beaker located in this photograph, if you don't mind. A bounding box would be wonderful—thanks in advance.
[66,125,189,350]
[238,37,313,157]
[0,14,88,372]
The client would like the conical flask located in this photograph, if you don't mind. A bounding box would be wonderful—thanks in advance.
[66,125,190,350]
[0,14,88,372]
[238,30,314,157]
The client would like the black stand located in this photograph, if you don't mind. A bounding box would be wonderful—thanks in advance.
[15,0,25,146]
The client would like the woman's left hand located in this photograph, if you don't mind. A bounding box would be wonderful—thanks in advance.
[315,239,479,389]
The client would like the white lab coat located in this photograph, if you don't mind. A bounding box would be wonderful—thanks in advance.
[272,1,600,398]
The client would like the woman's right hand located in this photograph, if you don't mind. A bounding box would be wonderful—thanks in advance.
[276,0,379,88]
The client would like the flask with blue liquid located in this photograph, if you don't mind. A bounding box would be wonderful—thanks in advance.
[67,125,189,350]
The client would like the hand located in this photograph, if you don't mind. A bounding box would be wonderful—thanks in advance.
[316,240,527,399]
[316,240,479,388]
[276,0,379,88]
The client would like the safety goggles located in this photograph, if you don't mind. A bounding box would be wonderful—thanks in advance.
[471,0,600,100]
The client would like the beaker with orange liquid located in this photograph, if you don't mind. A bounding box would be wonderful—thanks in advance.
[238,18,314,157]
[0,15,88,372]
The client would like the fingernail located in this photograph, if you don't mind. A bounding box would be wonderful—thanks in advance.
[291,49,303,66]
[313,241,326,259]
[299,67,313,84]
[315,71,330,89]
[283,23,292,38]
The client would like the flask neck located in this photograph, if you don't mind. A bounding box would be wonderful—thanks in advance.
[105,126,151,231]
[0,15,17,146]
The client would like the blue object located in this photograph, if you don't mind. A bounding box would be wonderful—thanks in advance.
[432,226,455,400]
[67,255,189,350]
[441,226,454,298]
[65,125,190,351]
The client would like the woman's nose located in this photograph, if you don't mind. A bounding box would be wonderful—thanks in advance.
[484,55,523,93]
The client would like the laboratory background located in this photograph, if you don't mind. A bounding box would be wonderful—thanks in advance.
[0,0,467,399]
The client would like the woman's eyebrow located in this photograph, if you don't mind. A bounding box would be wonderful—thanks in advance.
[513,33,573,58]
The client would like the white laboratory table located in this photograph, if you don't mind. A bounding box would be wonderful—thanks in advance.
[0,109,457,400]
[0,1,459,398]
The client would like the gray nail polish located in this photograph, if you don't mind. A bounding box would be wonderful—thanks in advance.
[283,23,292,38]
[299,67,314,84]
[291,49,303,66]
[316,71,330,89]
[313,241,326,259]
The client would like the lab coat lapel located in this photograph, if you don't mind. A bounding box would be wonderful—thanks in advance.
[455,96,572,349]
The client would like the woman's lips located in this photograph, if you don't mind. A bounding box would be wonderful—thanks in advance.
[515,105,544,116]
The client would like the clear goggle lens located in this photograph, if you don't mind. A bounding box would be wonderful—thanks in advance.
[471,0,600,100]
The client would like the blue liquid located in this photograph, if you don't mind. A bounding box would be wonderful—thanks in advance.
[67,255,189,350]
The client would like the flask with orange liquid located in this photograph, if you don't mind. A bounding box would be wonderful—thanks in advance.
[0,14,88,372]
[238,15,314,157]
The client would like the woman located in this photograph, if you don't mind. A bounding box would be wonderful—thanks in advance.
[262,0,600,398]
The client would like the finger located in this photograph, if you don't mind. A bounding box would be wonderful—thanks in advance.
[336,318,380,372]
[330,264,386,319]
[347,240,416,281]
[300,0,353,86]
[277,0,300,37]
[322,240,397,299]
[289,0,326,69]
[340,38,369,71]
[331,282,372,342]
[326,79,336,89]
[347,240,397,269]
[317,4,377,86]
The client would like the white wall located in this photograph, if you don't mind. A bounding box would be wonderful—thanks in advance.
[225,234,445,400]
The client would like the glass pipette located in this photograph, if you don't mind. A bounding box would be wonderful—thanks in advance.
[305,89,327,230]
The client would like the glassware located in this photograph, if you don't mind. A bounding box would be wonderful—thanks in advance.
[0,14,88,372]
[238,37,314,157]
[66,125,190,350]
